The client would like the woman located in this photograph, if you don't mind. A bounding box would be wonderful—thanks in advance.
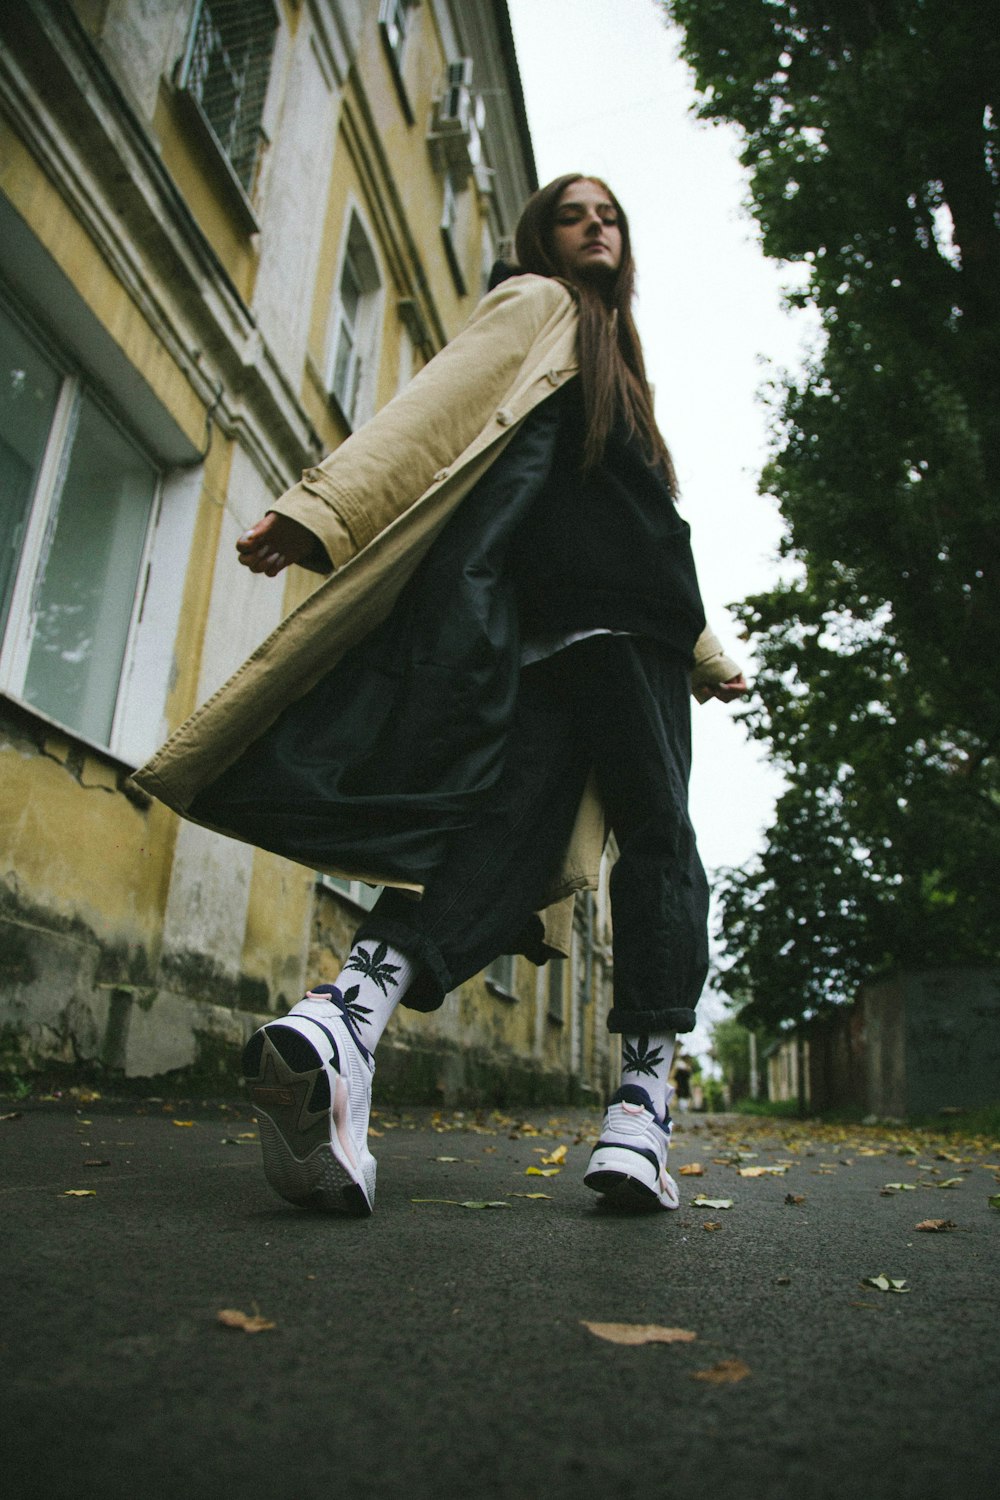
[134,176,746,1218]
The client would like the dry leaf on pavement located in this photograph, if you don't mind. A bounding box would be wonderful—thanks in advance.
[540,1144,568,1166]
[863,1274,911,1293]
[678,1163,704,1176]
[62,1189,96,1197]
[702,1221,722,1232]
[525,1166,560,1177]
[411,1198,510,1209]
[693,1195,734,1210]
[785,1193,807,1205]
[692,1359,751,1385]
[582,1322,697,1346]
[217,1308,276,1333]
[915,1219,957,1232]
[172,1120,195,1128]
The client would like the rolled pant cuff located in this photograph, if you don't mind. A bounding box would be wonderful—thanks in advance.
[607,1005,696,1035]
[352,917,452,1013]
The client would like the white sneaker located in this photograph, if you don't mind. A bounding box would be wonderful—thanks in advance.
[242,985,376,1216]
[584,1085,680,1211]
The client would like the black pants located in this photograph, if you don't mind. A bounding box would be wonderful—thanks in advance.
[354,635,709,1034]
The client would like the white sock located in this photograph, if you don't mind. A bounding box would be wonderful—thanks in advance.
[620,1031,676,1119]
[332,938,414,1050]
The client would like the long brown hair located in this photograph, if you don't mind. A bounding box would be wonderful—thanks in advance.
[514,174,677,492]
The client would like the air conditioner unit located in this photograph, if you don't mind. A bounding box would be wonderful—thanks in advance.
[428,59,487,177]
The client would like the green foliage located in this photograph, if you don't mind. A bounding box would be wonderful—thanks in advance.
[709,1016,756,1101]
[664,0,1000,1024]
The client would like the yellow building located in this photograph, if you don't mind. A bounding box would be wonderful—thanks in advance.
[0,0,614,1103]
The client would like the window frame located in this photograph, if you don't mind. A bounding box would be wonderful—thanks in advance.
[325,207,385,430]
[317,873,381,913]
[0,297,162,760]
[440,170,468,297]
[378,0,419,123]
[486,952,517,1000]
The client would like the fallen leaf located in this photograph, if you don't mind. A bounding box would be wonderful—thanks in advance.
[863,1274,911,1294]
[582,1322,696,1346]
[410,1198,511,1209]
[510,1192,552,1200]
[434,1156,460,1162]
[525,1166,560,1177]
[937,1177,963,1189]
[988,1195,1000,1211]
[62,1189,96,1197]
[915,1219,957,1232]
[540,1144,568,1166]
[883,1182,918,1191]
[775,1276,791,1285]
[738,1165,788,1177]
[692,1359,751,1385]
[702,1221,722,1232]
[785,1193,807,1205]
[172,1120,195,1128]
[217,1308,276,1334]
[0,1111,22,1122]
[678,1163,705,1176]
[692,1196,734,1210]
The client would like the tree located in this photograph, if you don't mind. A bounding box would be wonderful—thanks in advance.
[663,0,1000,1025]
[709,1016,756,1103]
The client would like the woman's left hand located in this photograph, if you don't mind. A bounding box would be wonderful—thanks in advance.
[706,674,748,703]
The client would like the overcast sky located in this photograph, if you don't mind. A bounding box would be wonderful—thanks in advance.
[506,0,817,1053]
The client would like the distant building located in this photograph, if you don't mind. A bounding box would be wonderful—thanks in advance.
[0,0,614,1104]
[764,969,1000,1118]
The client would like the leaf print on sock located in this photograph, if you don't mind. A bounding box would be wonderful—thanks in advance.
[337,983,374,1029]
[622,1035,666,1079]
[344,941,402,996]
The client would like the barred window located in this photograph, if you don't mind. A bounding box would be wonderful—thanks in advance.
[178,0,278,194]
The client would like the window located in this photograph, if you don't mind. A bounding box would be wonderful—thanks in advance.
[327,213,383,428]
[318,874,381,911]
[486,953,516,996]
[440,171,468,296]
[480,222,497,296]
[546,958,566,1025]
[379,0,413,66]
[177,0,278,195]
[0,299,159,749]
[378,0,419,119]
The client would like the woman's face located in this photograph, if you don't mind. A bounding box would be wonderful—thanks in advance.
[550,179,623,284]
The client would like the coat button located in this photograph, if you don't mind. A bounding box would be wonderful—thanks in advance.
[496,407,515,426]
[432,468,449,484]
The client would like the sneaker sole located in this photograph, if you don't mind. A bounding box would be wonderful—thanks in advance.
[243,1024,374,1217]
[584,1146,679,1211]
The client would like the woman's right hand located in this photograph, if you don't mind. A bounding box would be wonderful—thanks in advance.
[236,512,328,576]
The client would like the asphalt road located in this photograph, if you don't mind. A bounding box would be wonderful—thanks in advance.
[3,1093,998,1500]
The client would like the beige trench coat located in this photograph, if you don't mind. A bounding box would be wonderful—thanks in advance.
[133,274,741,958]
